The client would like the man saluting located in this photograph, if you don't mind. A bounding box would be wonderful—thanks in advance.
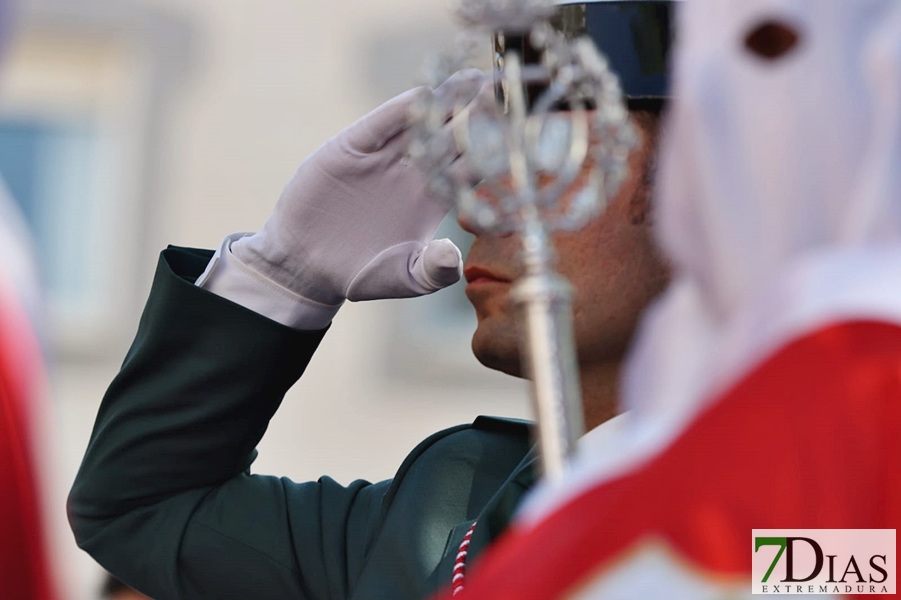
[69,2,675,599]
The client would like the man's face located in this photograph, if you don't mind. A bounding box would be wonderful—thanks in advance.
[460,113,670,377]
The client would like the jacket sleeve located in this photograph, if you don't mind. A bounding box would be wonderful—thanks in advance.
[68,247,389,600]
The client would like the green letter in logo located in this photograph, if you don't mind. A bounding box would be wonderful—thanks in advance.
[755,537,788,583]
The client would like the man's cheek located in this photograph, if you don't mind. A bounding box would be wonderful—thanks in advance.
[483,289,514,317]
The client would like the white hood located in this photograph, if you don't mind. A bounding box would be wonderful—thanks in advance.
[519,0,901,525]
[658,0,901,324]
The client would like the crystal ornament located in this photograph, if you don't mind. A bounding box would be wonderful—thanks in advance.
[410,14,635,234]
[533,114,573,173]
[466,113,508,179]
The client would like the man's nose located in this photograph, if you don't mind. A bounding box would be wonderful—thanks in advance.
[457,209,517,240]
[457,209,478,235]
[457,182,518,237]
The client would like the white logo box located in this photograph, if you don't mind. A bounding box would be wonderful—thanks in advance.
[752,529,896,595]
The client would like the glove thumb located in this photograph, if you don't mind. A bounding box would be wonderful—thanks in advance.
[346,238,462,301]
[413,238,463,290]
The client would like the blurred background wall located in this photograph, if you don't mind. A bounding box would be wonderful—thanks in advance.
[0,0,530,598]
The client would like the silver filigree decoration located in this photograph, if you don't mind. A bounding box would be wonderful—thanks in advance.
[410,15,637,235]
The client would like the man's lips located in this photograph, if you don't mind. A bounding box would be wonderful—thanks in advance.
[464,266,512,285]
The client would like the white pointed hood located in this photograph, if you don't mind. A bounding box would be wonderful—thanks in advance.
[659,0,901,324]
[519,0,901,524]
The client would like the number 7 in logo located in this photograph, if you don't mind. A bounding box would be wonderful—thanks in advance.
[755,537,787,583]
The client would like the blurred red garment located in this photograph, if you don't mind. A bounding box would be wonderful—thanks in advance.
[0,273,56,600]
[436,320,901,600]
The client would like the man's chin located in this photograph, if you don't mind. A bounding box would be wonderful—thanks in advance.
[471,324,523,378]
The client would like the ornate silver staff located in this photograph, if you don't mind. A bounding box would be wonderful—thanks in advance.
[409,0,636,480]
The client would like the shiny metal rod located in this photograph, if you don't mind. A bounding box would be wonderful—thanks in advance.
[505,53,584,479]
[512,254,585,478]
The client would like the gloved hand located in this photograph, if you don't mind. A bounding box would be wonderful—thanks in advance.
[231,69,486,309]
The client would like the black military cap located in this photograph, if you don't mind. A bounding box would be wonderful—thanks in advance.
[495,0,677,110]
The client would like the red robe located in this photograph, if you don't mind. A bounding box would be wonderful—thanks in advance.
[440,320,901,600]
[0,284,56,600]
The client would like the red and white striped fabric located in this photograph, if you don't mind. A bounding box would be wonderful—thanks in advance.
[452,521,478,596]
[437,1,901,598]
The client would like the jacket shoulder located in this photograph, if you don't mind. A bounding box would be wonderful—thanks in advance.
[472,415,533,438]
[379,417,532,518]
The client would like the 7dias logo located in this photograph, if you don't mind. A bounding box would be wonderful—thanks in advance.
[752,530,896,595]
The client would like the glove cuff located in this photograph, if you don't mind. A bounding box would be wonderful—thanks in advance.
[197,233,343,330]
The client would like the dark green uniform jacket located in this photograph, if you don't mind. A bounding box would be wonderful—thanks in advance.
[68,247,536,600]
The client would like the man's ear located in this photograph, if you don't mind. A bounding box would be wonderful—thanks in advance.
[627,114,659,227]
[629,178,653,225]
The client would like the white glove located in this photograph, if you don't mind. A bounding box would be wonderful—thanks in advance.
[230,70,486,314]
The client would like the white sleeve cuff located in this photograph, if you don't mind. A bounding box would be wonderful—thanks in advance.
[195,233,342,330]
